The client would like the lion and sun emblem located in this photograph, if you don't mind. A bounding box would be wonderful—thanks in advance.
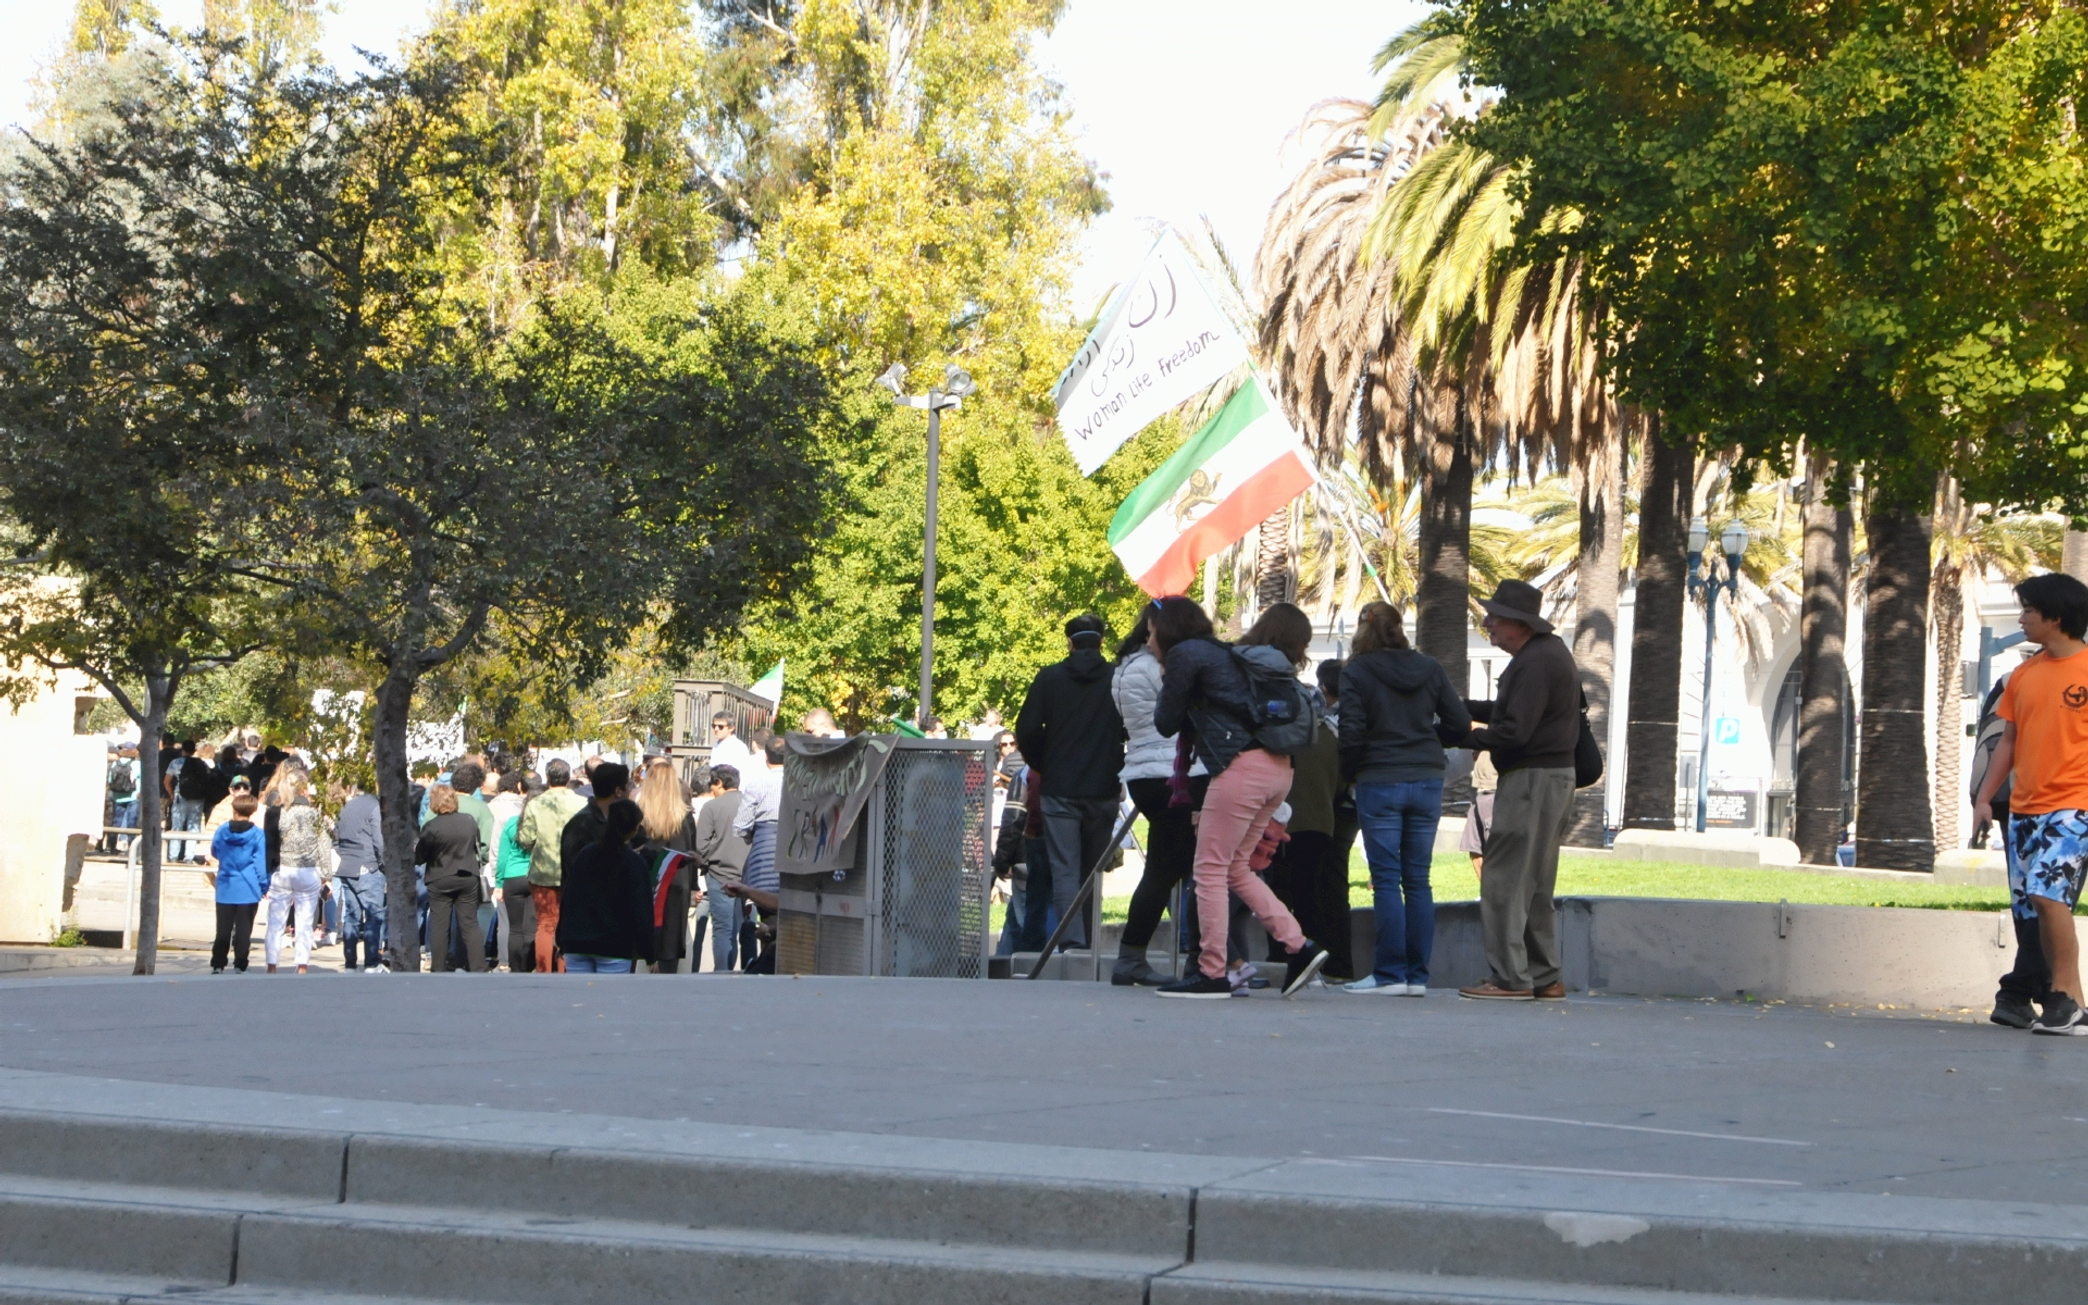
[1171,469,1221,529]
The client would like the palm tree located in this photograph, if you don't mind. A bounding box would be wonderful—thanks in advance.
[1794,456,1854,865]
[1619,424,1696,830]
[1255,92,1473,679]
[1371,22,1647,842]
[1855,484,1936,871]
[1929,482,2059,850]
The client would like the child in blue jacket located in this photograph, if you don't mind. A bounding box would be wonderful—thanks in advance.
[209,794,268,973]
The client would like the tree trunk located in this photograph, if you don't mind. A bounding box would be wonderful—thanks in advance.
[130,677,171,976]
[1932,563,1965,852]
[2063,529,2088,583]
[1621,422,1692,828]
[1415,392,1472,697]
[1855,497,1936,870]
[1255,507,1292,609]
[1794,462,1853,865]
[1567,430,1623,846]
[374,656,423,973]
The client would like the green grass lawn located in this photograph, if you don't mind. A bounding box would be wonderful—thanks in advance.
[1378,852,2015,913]
[996,835,2019,936]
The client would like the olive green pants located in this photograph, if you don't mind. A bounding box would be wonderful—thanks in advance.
[1480,766,1575,991]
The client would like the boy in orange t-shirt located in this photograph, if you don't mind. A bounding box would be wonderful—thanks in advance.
[1975,573,2088,1035]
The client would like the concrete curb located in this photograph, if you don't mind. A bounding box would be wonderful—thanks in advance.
[1,1070,2086,1304]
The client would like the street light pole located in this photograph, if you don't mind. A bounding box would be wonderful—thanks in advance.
[1686,516,1752,834]
[921,403,940,732]
[877,363,976,731]
[1694,565,1720,834]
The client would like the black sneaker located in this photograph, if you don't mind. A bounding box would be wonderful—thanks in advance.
[2031,994,2088,1035]
[1282,942,1329,997]
[1157,972,1233,999]
[1991,992,2038,1029]
[1111,958,1166,987]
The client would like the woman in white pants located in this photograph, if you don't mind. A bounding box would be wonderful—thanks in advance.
[266,773,333,974]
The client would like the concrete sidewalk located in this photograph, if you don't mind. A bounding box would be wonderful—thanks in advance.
[1,973,2083,1205]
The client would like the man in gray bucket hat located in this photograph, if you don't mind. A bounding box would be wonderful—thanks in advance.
[1458,579,1582,1001]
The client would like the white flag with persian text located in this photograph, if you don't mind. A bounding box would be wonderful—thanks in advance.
[1051,235,1251,476]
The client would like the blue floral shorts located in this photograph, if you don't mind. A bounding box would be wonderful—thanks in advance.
[2008,810,2088,919]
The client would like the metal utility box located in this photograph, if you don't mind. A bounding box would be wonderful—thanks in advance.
[667,679,774,788]
[776,737,992,979]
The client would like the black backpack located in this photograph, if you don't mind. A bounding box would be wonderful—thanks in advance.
[1229,646,1318,756]
[178,756,217,801]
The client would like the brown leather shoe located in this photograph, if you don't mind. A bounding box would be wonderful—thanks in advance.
[1533,982,1567,1000]
[1458,982,1535,1001]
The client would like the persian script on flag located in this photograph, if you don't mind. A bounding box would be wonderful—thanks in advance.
[1109,376,1317,597]
[1051,237,1251,476]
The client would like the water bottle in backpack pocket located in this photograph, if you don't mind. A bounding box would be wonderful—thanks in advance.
[1229,645,1319,755]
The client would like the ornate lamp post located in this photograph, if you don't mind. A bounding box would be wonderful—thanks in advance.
[1686,516,1752,833]
[876,363,977,730]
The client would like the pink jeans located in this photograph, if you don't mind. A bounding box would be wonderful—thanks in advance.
[1194,748,1306,979]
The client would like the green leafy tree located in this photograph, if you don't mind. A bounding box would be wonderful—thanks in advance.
[281,274,843,971]
[0,38,323,971]
[1446,0,2088,867]
[722,1,1134,729]
[68,0,159,56]
[420,0,712,296]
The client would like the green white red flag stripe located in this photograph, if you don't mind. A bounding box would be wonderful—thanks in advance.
[1108,376,1317,597]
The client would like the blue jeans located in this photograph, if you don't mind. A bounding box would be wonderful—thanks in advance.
[709,886,744,971]
[169,797,206,860]
[1356,779,1443,984]
[565,954,633,974]
[338,872,386,969]
[109,799,137,850]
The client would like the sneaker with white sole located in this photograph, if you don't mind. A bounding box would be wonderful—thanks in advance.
[1342,976,1408,995]
[2031,994,2088,1035]
[1283,943,1329,997]
[1402,983,1428,997]
[1157,972,1233,999]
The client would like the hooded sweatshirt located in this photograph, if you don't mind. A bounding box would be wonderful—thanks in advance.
[1339,649,1472,784]
[210,821,268,905]
[1014,647,1126,799]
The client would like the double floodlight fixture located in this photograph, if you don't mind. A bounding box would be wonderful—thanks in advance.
[876,362,975,410]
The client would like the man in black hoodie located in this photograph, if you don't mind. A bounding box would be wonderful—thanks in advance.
[1458,579,1582,1002]
[1014,613,1126,950]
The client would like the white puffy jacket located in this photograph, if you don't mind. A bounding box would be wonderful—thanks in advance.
[1112,649,1206,783]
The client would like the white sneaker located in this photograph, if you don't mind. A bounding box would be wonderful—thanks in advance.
[1343,976,1409,995]
[1402,983,1428,997]
[367,963,389,974]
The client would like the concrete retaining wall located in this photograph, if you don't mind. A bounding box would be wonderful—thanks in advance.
[1352,897,2061,1009]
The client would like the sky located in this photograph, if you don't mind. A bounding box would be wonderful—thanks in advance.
[0,0,1425,305]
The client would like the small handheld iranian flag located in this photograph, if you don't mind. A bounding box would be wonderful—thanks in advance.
[1108,376,1317,597]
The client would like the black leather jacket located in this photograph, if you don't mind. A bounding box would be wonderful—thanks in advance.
[1153,637,1264,777]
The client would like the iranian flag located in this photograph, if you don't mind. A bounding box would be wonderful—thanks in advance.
[1108,376,1317,597]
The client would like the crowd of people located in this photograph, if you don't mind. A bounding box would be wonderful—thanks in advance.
[998,577,1588,1001]
[105,716,799,977]
[94,570,2088,1030]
